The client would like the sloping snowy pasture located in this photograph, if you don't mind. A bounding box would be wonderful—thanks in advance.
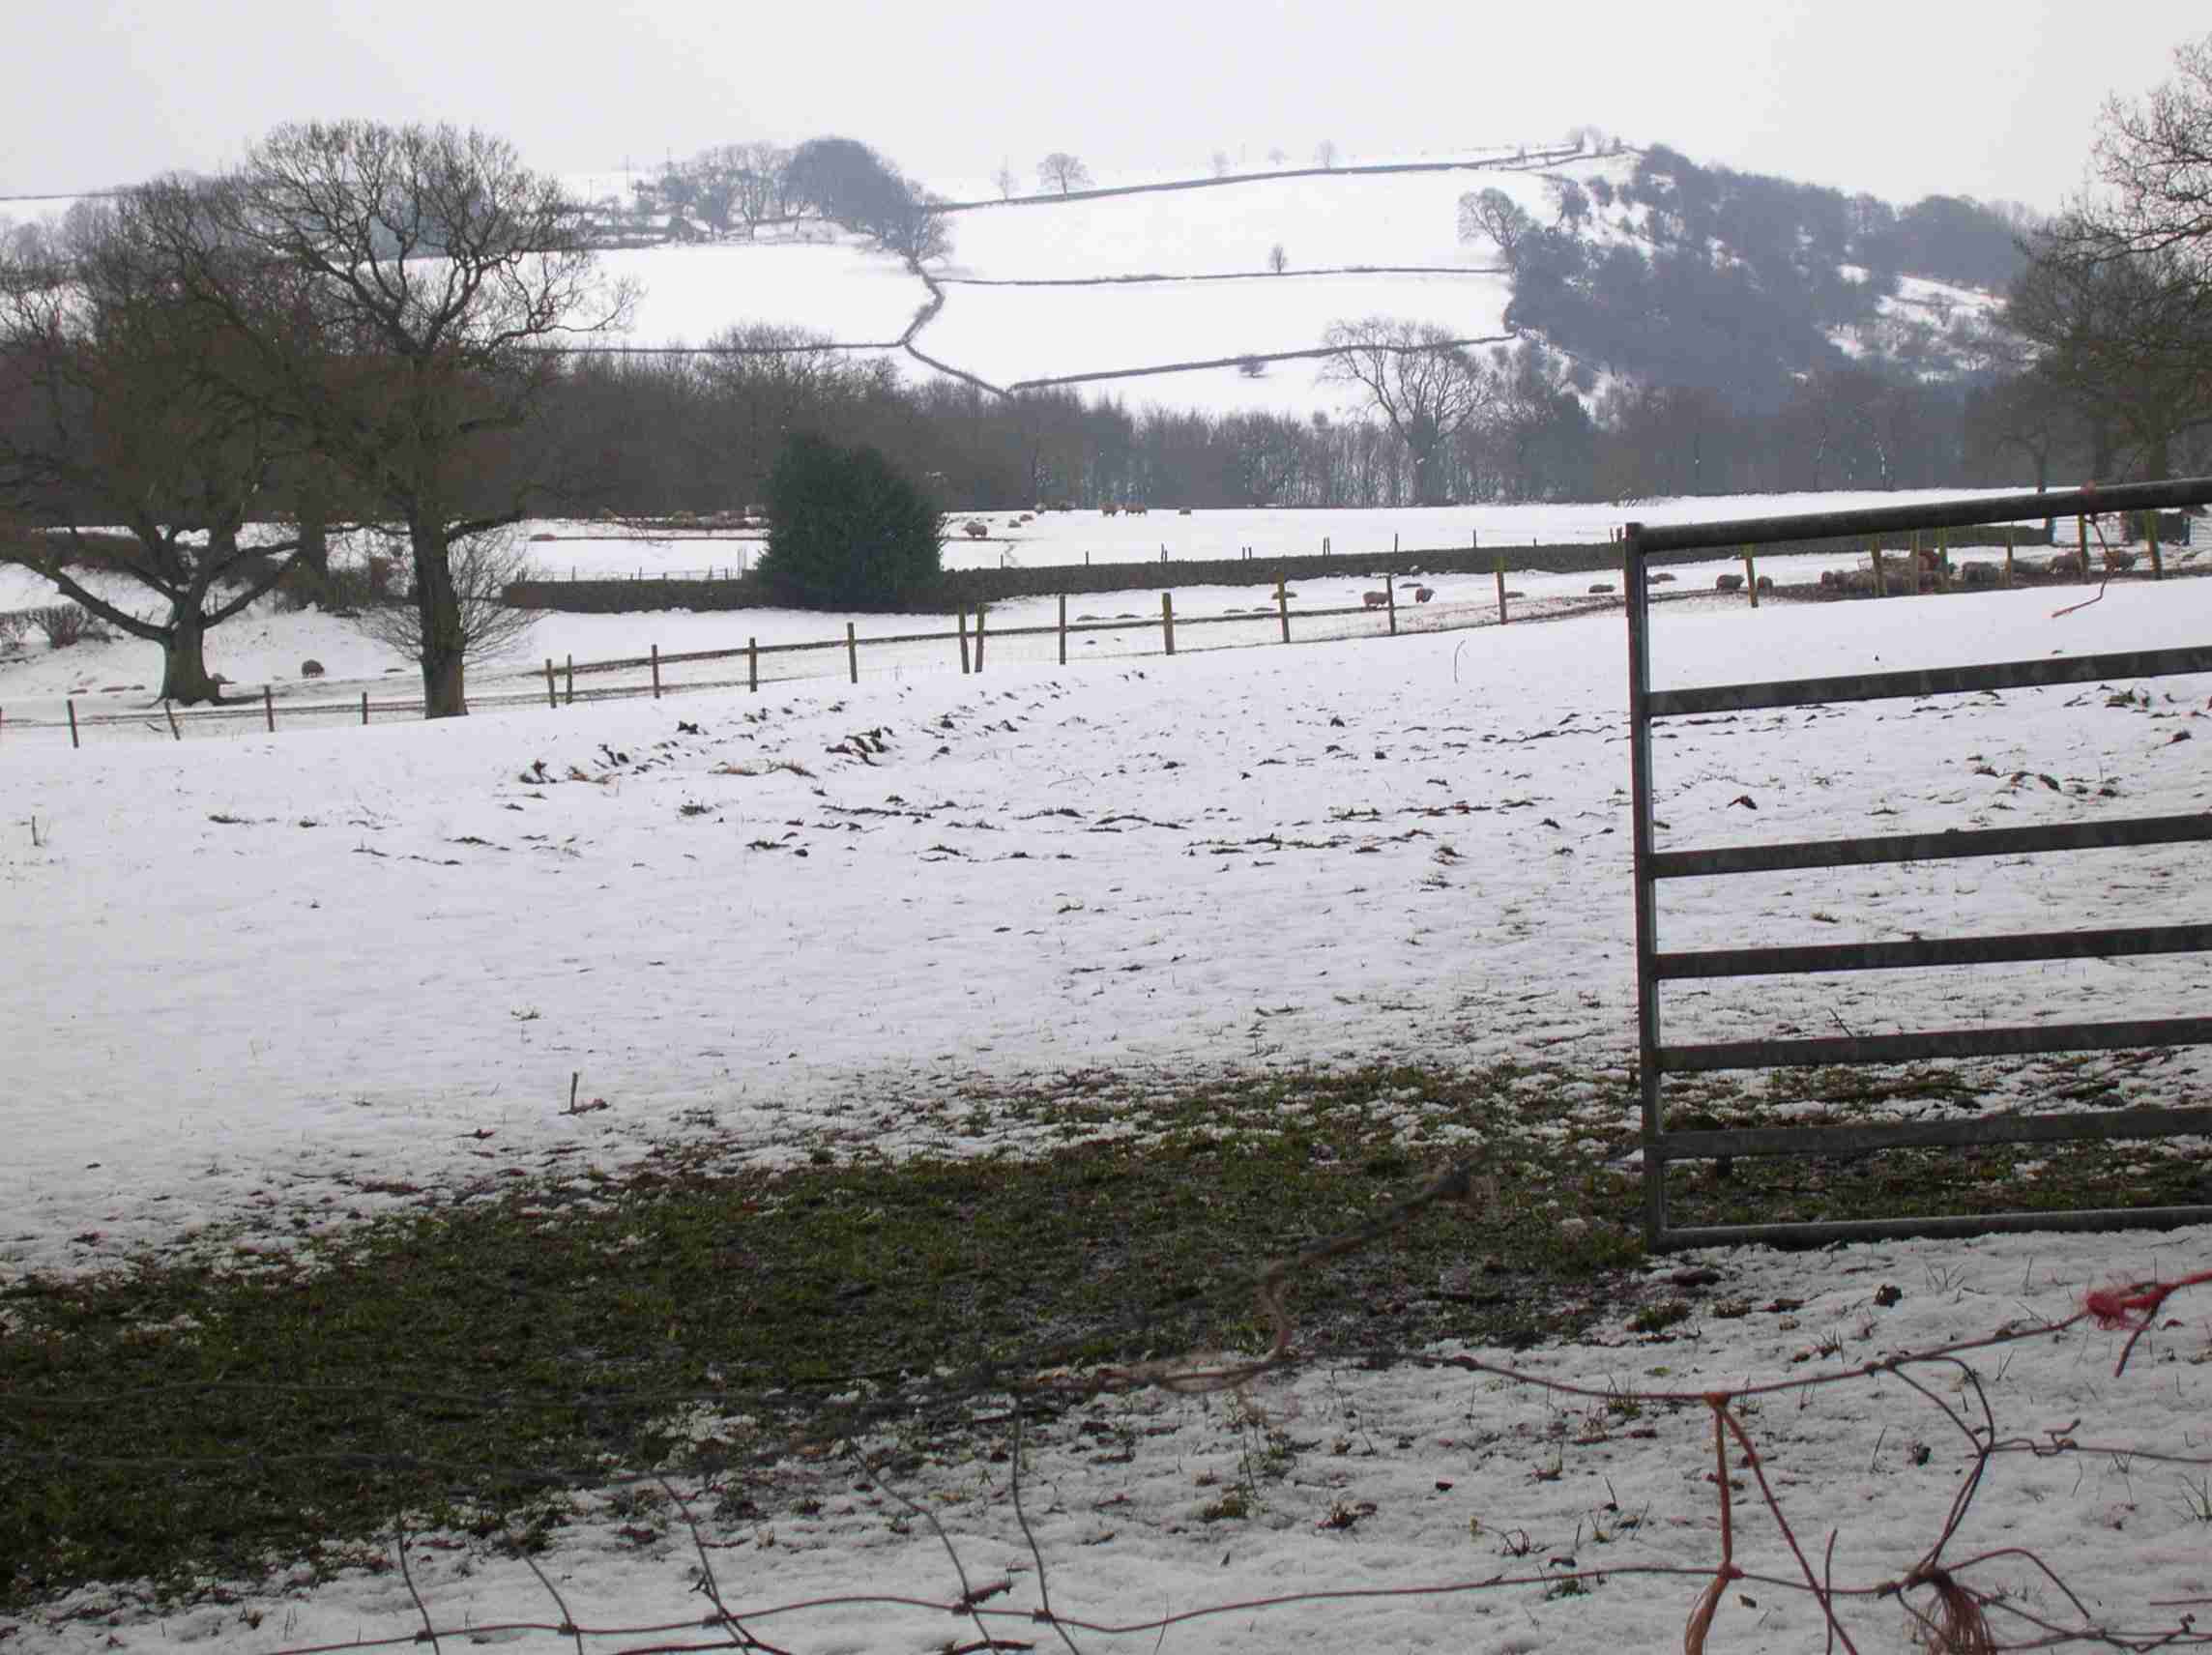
[597,239,927,351]
[935,161,1609,281]
[586,152,1653,415]
[4,572,2208,1279]
[919,270,1514,393]
[3,546,2210,1654]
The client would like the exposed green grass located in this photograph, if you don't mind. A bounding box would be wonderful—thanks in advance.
[2,1052,2196,1611]
[0,1060,1637,1608]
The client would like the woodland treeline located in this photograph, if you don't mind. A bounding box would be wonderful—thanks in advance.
[539,332,2179,515]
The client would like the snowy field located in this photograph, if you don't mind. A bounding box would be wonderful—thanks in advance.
[0,489,2116,742]
[579,150,1662,416]
[3,513,2210,1650]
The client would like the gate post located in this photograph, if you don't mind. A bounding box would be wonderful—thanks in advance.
[1624,521,1665,1250]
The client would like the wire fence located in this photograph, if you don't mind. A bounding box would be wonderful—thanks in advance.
[3,585,1631,748]
[5,1170,2205,1654]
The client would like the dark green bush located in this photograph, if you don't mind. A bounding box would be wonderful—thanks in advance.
[756,433,943,609]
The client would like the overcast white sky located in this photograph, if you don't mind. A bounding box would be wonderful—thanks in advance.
[4,2,2204,210]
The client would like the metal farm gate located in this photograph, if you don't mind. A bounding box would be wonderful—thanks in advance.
[1624,478,2212,1250]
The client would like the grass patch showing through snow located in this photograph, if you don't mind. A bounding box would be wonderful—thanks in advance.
[2,1052,2196,1608]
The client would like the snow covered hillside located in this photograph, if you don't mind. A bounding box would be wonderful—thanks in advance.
[572,143,2016,421]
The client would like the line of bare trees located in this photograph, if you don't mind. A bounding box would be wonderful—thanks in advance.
[1,121,631,713]
[1984,31,2212,492]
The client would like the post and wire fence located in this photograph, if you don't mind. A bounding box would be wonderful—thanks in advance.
[6,574,1629,747]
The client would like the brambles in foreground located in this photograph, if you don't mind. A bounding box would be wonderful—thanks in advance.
[2,1052,2193,1609]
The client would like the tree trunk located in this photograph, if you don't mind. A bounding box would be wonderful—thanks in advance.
[2144,424,2172,483]
[297,482,330,578]
[159,607,225,705]
[410,517,469,718]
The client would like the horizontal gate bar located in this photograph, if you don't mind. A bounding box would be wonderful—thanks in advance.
[1629,475,2212,557]
[1653,1105,2212,1162]
[1652,813,2212,879]
[1655,1204,2212,1249]
[1659,1015,2212,1071]
[1655,920,2212,980]
[1646,644,2212,718]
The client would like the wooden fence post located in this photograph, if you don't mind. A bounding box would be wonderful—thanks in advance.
[1495,554,1508,624]
[1385,577,1398,634]
[361,691,369,726]
[1871,537,1886,598]
[975,607,987,672]
[1057,593,1067,666]
[2078,513,2091,583]
[845,622,859,684]
[651,643,661,700]
[2003,527,2015,588]
[1935,529,1952,593]
[957,610,971,674]
[1742,545,1758,607]
[544,658,557,708]
[1161,592,1176,656]
[263,685,275,732]
[748,636,758,693]
[565,654,574,706]
[1276,577,1291,643]
[67,698,78,749]
[2148,510,2165,579]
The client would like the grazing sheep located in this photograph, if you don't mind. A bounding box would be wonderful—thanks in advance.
[1588,582,1615,595]
[1755,574,1774,593]
[1101,504,1121,517]
[1362,591,1389,609]
[1412,586,1435,603]
[300,659,325,678]
[963,519,989,538]
[1961,560,2000,588]
[1715,573,1744,592]
[1648,570,1675,584]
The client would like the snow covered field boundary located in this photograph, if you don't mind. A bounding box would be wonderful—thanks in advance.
[0,584,1626,746]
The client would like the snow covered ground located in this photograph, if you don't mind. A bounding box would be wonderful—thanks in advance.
[584,149,1653,416]
[3,510,2209,1651]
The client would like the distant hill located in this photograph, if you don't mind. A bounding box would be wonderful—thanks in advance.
[578,140,2027,420]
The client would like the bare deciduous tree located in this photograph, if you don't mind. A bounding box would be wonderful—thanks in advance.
[1268,243,1289,275]
[1321,318,1497,507]
[0,196,333,703]
[1458,188,1536,258]
[347,526,540,669]
[2007,227,2212,479]
[993,163,1018,201]
[1314,139,1339,170]
[2079,31,2212,290]
[143,121,632,717]
[1036,153,1091,195]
